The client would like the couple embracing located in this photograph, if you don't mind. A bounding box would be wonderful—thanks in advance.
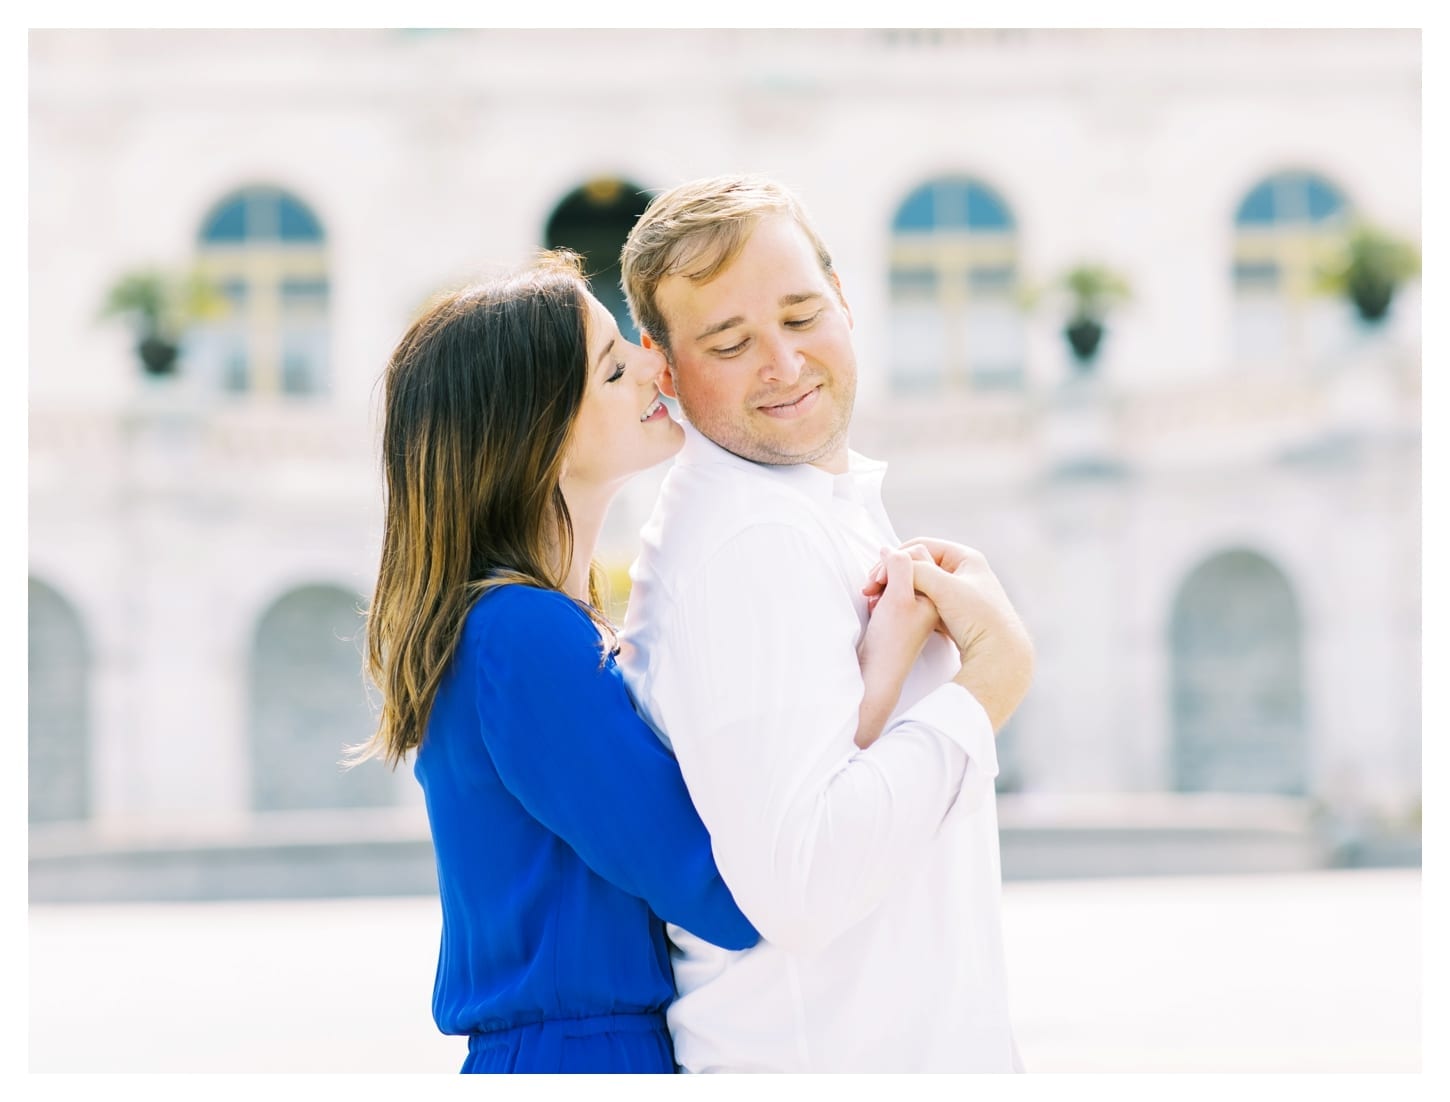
[356,175,1034,1073]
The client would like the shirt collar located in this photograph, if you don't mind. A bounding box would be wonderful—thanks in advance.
[676,420,888,508]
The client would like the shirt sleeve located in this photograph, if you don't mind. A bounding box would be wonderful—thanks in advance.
[469,586,759,952]
[647,521,994,954]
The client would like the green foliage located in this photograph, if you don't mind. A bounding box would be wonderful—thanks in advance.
[98,267,226,340]
[1057,264,1132,323]
[1020,262,1133,323]
[1315,221,1421,322]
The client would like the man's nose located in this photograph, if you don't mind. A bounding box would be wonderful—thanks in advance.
[759,330,805,384]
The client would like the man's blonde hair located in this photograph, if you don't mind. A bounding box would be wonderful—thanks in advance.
[620,175,835,360]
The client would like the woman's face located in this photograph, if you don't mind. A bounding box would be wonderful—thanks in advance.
[562,290,684,491]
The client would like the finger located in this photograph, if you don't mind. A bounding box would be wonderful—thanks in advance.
[861,548,892,596]
[908,557,954,602]
[899,537,983,574]
[897,536,960,570]
[880,547,916,598]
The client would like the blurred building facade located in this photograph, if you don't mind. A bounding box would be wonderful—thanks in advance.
[28,28,1421,900]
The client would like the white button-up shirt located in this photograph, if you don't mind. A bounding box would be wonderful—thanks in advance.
[619,424,1021,1072]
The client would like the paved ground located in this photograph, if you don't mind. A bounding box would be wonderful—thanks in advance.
[28,868,1421,1074]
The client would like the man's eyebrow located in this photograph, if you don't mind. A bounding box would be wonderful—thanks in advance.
[780,291,822,307]
[694,316,744,343]
[693,293,825,343]
[594,337,615,369]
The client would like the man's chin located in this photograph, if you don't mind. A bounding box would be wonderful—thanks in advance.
[718,431,846,468]
[679,403,848,467]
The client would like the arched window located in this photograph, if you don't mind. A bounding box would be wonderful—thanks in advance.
[545,177,652,343]
[192,186,330,395]
[248,584,392,811]
[29,578,91,824]
[1170,550,1307,795]
[1232,170,1352,366]
[889,176,1024,393]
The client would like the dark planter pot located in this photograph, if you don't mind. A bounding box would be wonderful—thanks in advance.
[1348,275,1395,324]
[137,335,179,376]
[1065,318,1104,365]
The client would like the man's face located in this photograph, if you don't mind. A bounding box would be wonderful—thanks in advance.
[648,215,857,472]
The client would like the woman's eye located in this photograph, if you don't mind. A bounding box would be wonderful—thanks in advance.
[606,361,626,383]
[785,312,820,329]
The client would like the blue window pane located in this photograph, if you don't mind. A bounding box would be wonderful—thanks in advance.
[933,183,968,228]
[202,197,248,242]
[894,178,1015,233]
[1238,172,1347,227]
[278,196,324,242]
[200,187,324,243]
[893,185,937,232]
[891,267,939,295]
[281,278,329,310]
[219,278,248,307]
[967,265,1015,292]
[971,365,1024,390]
[1236,181,1277,226]
[281,326,327,394]
[1306,177,1347,223]
[223,347,249,392]
[966,184,1012,231]
[1234,260,1281,291]
[282,353,313,394]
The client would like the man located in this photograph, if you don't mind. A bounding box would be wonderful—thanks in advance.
[617,176,1033,1072]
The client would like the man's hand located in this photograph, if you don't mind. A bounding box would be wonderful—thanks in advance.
[864,537,1034,733]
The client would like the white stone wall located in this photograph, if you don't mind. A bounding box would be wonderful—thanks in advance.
[27,28,1422,841]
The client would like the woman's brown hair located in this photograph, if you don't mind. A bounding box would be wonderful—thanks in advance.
[353,250,610,768]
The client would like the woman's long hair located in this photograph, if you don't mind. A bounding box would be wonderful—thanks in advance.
[353,250,609,768]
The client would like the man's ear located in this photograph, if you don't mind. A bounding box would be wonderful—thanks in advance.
[831,271,854,330]
[641,331,679,399]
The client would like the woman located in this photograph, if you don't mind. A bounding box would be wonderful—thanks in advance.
[353,251,939,1073]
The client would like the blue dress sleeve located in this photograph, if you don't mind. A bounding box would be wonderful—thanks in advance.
[467,586,759,952]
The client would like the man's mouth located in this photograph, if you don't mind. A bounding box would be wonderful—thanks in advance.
[759,385,822,418]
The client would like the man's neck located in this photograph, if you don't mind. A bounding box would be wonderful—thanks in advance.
[684,421,851,475]
[806,446,849,475]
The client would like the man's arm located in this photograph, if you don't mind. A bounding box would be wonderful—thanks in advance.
[646,522,997,955]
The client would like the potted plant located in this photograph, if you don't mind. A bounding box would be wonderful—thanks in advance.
[99,268,223,376]
[1057,264,1132,367]
[1022,263,1133,370]
[1316,222,1421,325]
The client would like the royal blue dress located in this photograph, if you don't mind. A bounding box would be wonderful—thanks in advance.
[414,584,758,1074]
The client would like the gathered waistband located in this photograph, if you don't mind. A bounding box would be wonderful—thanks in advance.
[469,1011,667,1047]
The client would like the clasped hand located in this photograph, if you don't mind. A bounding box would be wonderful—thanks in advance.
[856,538,1034,743]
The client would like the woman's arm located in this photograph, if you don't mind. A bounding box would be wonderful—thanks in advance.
[854,546,943,749]
[468,585,759,952]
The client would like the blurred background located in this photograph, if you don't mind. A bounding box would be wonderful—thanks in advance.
[28,28,1422,1072]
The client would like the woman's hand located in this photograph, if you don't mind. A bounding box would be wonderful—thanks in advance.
[854,546,941,750]
[865,537,1034,734]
